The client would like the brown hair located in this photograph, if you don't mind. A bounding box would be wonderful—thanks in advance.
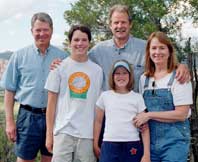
[144,31,178,77]
[68,25,91,42]
[109,4,132,24]
[109,60,134,91]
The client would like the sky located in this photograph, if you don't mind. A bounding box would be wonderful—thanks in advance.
[0,0,78,52]
[0,0,197,52]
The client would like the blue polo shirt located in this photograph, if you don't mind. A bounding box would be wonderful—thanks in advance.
[1,44,67,108]
[89,35,146,92]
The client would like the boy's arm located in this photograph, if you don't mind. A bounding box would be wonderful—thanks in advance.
[93,107,104,158]
[46,91,58,153]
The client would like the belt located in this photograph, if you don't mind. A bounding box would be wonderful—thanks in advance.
[20,104,46,114]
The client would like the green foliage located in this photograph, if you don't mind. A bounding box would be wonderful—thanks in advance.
[0,112,16,162]
[64,0,179,42]
[63,0,198,63]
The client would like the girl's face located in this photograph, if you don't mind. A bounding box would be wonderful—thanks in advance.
[113,67,129,91]
[149,37,170,66]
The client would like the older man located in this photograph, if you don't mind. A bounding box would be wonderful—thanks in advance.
[1,12,67,162]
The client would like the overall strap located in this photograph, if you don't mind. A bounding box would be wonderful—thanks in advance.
[167,70,176,87]
[144,76,150,89]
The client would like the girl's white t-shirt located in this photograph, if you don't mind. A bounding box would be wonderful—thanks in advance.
[96,90,146,141]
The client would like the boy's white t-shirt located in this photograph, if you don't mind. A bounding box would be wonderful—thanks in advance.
[139,72,193,106]
[96,90,146,141]
[45,57,103,138]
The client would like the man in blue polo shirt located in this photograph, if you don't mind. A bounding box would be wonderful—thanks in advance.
[1,12,67,162]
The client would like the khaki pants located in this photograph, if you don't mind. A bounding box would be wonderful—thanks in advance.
[52,133,96,162]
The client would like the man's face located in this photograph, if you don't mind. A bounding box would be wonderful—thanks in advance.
[109,11,132,41]
[31,20,52,48]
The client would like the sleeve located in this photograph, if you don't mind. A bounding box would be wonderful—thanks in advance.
[88,46,100,64]
[98,67,104,96]
[172,80,193,106]
[45,68,61,93]
[96,93,105,110]
[0,53,19,91]
[137,94,147,113]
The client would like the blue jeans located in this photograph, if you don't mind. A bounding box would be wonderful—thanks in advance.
[143,74,190,162]
[15,106,52,160]
[99,141,143,162]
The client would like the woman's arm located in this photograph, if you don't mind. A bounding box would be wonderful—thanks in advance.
[93,107,104,158]
[134,105,190,127]
[45,91,58,153]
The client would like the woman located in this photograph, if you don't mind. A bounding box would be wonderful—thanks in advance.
[133,31,192,162]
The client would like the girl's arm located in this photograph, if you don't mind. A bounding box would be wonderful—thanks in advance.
[45,91,58,153]
[141,124,150,162]
[93,107,104,158]
[134,105,190,127]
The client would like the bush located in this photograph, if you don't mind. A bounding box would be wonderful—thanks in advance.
[0,124,16,162]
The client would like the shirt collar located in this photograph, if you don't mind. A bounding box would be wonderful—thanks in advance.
[112,35,132,50]
[32,44,52,55]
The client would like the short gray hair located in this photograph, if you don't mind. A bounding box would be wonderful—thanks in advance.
[31,12,53,29]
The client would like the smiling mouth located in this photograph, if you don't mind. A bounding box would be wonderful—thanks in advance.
[115,29,126,33]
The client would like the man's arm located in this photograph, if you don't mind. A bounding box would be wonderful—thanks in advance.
[4,90,16,142]
[176,64,190,84]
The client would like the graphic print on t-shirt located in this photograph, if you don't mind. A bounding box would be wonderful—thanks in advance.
[68,72,90,99]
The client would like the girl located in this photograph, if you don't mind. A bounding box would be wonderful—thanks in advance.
[94,60,150,162]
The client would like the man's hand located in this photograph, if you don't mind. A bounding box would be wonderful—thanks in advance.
[176,64,191,84]
[50,58,62,70]
[6,119,16,142]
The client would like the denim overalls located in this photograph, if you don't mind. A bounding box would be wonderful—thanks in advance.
[143,72,190,162]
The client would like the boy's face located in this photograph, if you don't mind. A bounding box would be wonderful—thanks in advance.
[70,30,90,57]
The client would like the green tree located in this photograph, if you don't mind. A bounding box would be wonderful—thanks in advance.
[64,0,177,42]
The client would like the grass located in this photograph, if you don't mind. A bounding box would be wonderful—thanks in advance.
[0,95,41,162]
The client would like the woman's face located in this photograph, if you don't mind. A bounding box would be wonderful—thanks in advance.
[149,37,170,66]
[113,67,129,90]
